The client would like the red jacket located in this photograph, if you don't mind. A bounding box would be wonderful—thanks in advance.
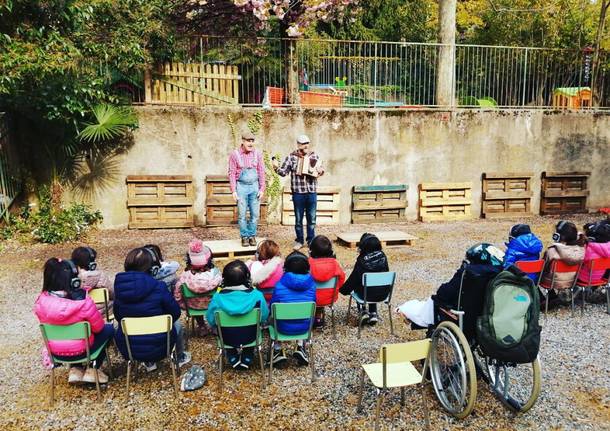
[308,257,346,306]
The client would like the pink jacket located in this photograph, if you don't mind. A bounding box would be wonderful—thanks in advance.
[247,257,284,302]
[34,292,105,356]
[578,242,610,284]
[174,268,222,310]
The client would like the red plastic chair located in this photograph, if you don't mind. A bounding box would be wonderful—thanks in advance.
[575,257,610,315]
[515,259,545,279]
[538,260,583,317]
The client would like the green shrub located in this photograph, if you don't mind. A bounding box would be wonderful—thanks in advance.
[1,188,102,244]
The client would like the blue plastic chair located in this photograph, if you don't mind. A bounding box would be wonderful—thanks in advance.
[315,276,339,337]
[346,272,396,338]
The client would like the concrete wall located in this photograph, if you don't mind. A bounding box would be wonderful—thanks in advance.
[92,106,609,228]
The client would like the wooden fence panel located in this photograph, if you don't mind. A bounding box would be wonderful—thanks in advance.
[482,173,533,218]
[205,175,268,226]
[351,184,407,223]
[540,171,590,215]
[126,175,194,229]
[419,182,472,222]
[282,186,340,225]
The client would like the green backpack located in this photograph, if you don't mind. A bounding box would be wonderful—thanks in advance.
[476,266,541,364]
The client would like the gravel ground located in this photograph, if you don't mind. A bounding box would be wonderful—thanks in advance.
[0,215,608,430]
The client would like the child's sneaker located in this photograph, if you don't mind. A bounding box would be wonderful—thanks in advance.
[240,353,253,370]
[359,312,369,325]
[83,367,109,384]
[178,351,192,368]
[271,348,287,365]
[68,367,84,384]
[313,317,324,329]
[143,362,158,372]
[368,312,379,326]
[228,354,241,369]
[293,346,309,366]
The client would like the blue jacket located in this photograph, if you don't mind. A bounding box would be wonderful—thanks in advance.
[206,285,269,328]
[504,233,543,281]
[270,272,316,335]
[113,271,181,362]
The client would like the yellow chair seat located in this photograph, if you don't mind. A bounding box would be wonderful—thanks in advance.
[362,361,423,388]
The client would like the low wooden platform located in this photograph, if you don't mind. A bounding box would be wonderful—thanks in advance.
[206,237,264,261]
[336,231,418,249]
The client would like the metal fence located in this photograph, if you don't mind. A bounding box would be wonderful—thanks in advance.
[0,113,21,221]
[164,36,609,109]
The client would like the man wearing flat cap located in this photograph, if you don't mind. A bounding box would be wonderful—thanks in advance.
[272,134,324,250]
[228,130,265,247]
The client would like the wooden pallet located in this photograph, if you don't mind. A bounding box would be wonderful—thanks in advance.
[206,238,264,261]
[482,173,533,218]
[205,175,268,226]
[418,182,472,222]
[282,186,340,225]
[336,231,418,249]
[126,175,194,229]
[351,185,408,223]
[540,171,590,215]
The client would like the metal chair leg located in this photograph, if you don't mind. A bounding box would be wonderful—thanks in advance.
[126,360,132,394]
[258,347,265,389]
[374,389,383,431]
[310,342,315,382]
[581,287,585,316]
[268,338,274,384]
[387,303,394,335]
[571,288,575,317]
[331,306,336,339]
[357,368,365,411]
[94,367,101,399]
[49,367,55,406]
[170,353,179,396]
[546,291,550,319]
[400,387,405,406]
[357,305,363,339]
[606,285,610,315]
[346,296,352,324]
[218,350,224,391]
[421,384,430,431]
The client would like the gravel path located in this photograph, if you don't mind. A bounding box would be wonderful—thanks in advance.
[0,216,608,430]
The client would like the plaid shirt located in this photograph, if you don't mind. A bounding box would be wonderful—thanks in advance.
[276,151,321,194]
[227,148,266,194]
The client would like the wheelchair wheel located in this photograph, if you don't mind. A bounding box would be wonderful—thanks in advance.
[430,321,477,418]
[486,357,541,413]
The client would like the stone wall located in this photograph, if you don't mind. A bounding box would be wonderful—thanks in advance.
[91,107,609,228]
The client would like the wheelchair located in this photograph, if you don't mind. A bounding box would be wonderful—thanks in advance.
[423,271,542,418]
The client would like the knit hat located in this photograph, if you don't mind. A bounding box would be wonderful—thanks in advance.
[188,239,211,268]
[509,224,531,239]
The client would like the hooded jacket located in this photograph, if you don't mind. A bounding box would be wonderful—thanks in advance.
[308,257,346,306]
[247,257,284,302]
[340,250,389,298]
[432,263,502,340]
[206,285,269,328]
[504,233,543,281]
[174,267,222,310]
[539,243,585,290]
[270,272,316,334]
[34,292,105,356]
[577,241,610,284]
[113,271,181,362]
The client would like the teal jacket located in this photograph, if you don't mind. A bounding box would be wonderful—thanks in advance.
[206,285,269,328]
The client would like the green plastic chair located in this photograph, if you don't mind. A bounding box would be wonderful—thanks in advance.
[180,283,214,346]
[268,301,316,383]
[215,308,265,391]
[40,322,113,405]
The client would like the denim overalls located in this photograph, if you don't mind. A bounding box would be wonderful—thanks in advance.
[235,150,260,238]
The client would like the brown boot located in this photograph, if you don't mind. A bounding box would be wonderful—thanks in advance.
[249,237,257,246]
[241,237,249,247]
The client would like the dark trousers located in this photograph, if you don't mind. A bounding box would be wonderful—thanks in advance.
[292,192,317,245]
[55,324,114,369]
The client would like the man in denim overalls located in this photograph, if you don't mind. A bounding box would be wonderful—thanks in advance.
[228,131,266,247]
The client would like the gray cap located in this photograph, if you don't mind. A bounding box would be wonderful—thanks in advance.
[296,134,310,144]
[241,130,255,140]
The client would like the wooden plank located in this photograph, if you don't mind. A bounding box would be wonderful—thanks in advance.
[353,184,407,193]
[483,212,535,219]
[126,175,192,182]
[419,182,472,191]
[351,208,406,224]
[232,65,239,104]
[543,171,590,178]
[127,198,193,207]
[483,172,533,179]
[419,197,471,206]
[483,190,533,200]
[336,231,417,246]
[282,210,340,226]
[542,190,590,198]
[206,238,264,261]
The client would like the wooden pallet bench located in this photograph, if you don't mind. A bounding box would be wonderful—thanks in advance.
[351,185,407,223]
[126,175,194,229]
[540,171,590,215]
[336,231,418,249]
[282,186,340,225]
[418,182,472,222]
[205,175,268,226]
[206,238,264,261]
[482,173,533,218]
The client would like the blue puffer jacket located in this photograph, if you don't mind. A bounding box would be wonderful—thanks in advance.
[270,272,316,335]
[114,271,181,362]
[504,233,543,281]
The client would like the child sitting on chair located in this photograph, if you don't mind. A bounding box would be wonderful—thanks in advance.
[174,239,222,335]
[397,243,504,340]
[71,246,114,314]
[246,239,284,304]
[206,260,269,370]
[34,258,114,384]
[308,235,345,328]
[269,251,316,367]
[539,221,585,308]
[503,224,543,282]
[114,247,191,372]
[144,244,180,293]
[577,221,610,303]
[339,233,389,326]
